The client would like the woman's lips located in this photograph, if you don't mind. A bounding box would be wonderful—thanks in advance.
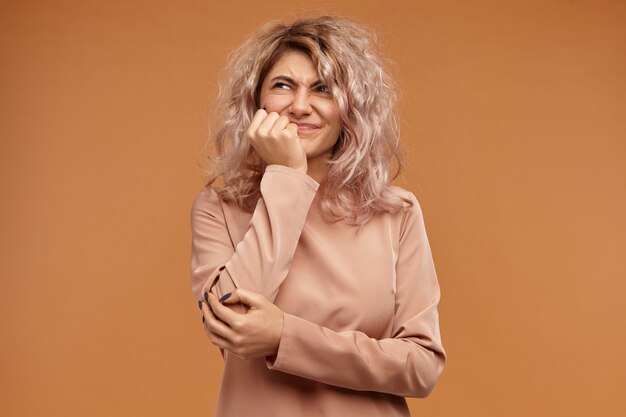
[296,123,320,134]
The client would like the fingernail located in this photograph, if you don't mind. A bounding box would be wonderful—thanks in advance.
[204,291,208,302]
[219,265,226,271]
[198,300,202,310]
[202,315,205,323]
[219,292,232,302]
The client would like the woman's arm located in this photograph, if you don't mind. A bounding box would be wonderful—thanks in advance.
[264,193,447,398]
[190,165,319,306]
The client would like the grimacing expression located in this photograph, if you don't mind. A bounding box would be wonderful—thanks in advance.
[258,50,342,164]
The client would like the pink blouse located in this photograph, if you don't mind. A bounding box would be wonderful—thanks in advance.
[190,164,446,416]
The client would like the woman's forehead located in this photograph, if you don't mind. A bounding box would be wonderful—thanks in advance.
[265,51,322,81]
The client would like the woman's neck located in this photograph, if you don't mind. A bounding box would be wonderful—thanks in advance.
[306,156,329,184]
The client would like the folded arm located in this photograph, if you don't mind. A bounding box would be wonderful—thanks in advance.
[190,165,319,305]
[265,193,447,397]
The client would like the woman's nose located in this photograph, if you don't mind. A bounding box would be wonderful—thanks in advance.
[289,89,312,116]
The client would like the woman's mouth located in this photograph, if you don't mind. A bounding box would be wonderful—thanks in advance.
[296,123,321,134]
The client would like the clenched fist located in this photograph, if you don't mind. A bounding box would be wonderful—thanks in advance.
[246,109,307,173]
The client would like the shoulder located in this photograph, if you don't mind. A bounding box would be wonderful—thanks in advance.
[191,186,224,219]
[192,185,221,207]
[388,185,422,212]
[386,185,426,240]
[191,185,255,224]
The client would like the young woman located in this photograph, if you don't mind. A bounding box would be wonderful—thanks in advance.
[190,15,446,417]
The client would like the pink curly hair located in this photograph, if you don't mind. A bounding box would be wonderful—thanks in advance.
[204,15,412,225]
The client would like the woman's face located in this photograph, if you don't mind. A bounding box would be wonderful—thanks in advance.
[258,50,342,166]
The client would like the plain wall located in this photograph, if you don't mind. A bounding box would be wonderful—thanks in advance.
[1,0,625,416]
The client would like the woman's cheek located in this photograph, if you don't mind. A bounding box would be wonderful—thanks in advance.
[319,102,341,128]
[261,95,290,113]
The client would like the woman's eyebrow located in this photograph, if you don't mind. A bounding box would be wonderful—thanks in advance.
[269,75,324,87]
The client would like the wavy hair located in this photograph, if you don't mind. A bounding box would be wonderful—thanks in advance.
[204,15,411,225]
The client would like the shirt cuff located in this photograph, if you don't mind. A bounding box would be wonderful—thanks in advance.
[265,312,295,370]
[264,165,320,192]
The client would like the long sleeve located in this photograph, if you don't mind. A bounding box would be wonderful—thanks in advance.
[190,165,319,305]
[265,193,447,398]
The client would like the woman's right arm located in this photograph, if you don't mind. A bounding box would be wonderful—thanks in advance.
[192,109,311,305]
[190,165,319,307]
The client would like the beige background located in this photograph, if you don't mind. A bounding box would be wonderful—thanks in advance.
[2,0,625,416]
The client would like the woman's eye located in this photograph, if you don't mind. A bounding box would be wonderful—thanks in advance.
[316,84,330,93]
[273,82,290,90]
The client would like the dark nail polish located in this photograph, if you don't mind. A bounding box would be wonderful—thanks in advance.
[219,265,226,271]
[202,315,205,323]
[204,291,208,302]
[219,292,232,302]
[198,300,202,310]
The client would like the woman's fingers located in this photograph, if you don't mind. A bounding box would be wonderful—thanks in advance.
[245,109,306,172]
[201,306,223,345]
[271,115,291,134]
[284,122,298,138]
[199,289,284,359]
[246,108,268,139]
[257,112,280,137]
[203,323,232,351]
[202,320,232,350]
[201,298,236,342]
[248,111,297,142]
[222,288,266,309]
[208,292,243,330]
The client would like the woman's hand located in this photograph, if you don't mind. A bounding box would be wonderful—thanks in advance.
[246,109,307,173]
[200,288,284,360]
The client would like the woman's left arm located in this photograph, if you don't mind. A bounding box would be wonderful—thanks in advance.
[204,193,447,397]
[263,194,447,398]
